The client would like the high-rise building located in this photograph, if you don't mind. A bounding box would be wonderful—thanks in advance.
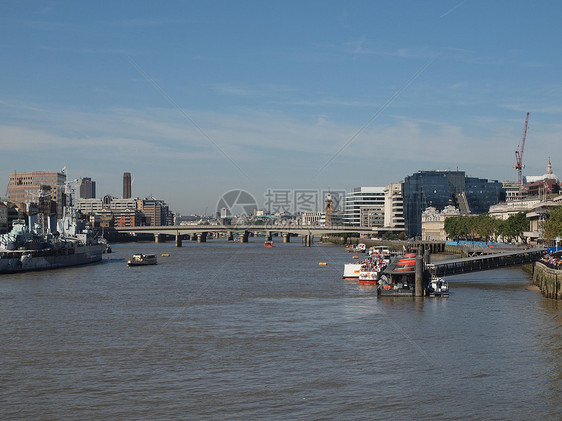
[123,172,132,199]
[6,171,66,217]
[343,187,385,227]
[383,182,404,230]
[78,177,96,199]
[402,170,505,239]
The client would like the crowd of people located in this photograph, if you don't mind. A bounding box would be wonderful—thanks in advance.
[540,252,562,270]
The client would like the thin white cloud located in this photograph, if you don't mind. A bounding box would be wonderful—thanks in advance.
[343,38,438,60]
[1,100,561,213]
[105,18,188,27]
[440,0,468,18]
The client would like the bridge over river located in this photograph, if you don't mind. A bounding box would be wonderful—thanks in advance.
[112,224,375,246]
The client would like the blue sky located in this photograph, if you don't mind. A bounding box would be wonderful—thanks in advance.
[1,1,561,214]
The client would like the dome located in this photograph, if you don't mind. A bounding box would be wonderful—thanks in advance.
[524,157,559,184]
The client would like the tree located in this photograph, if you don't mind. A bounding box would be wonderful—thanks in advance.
[542,207,562,244]
[472,213,499,242]
[497,212,528,243]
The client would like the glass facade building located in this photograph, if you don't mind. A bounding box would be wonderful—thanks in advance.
[464,177,506,214]
[403,171,505,238]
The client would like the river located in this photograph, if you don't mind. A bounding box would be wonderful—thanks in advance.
[1,239,560,420]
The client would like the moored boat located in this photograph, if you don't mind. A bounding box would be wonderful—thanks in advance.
[346,243,366,253]
[428,276,449,297]
[0,205,106,274]
[343,262,363,279]
[358,269,381,284]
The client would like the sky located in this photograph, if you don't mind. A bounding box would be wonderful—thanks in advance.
[1,0,561,215]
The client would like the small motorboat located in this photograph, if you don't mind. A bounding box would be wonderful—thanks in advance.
[428,276,449,297]
[127,254,158,266]
[264,240,273,247]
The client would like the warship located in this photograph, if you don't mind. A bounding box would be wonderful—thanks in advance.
[0,187,106,274]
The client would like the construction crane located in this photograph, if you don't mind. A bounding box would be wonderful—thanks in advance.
[513,112,530,199]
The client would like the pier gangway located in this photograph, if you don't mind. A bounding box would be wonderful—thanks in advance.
[429,247,545,277]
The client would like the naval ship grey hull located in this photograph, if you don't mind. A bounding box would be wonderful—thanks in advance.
[0,244,105,274]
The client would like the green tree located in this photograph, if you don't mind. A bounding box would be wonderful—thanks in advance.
[503,212,528,243]
[444,217,458,239]
[473,213,498,242]
[542,207,562,243]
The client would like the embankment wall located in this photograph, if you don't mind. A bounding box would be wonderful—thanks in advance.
[531,262,562,300]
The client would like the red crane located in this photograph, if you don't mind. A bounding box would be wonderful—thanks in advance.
[513,112,530,199]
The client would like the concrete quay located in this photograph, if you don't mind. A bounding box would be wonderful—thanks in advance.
[532,262,562,300]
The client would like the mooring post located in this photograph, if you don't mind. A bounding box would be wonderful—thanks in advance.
[415,245,424,297]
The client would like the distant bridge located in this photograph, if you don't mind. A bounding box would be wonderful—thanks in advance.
[111,224,376,246]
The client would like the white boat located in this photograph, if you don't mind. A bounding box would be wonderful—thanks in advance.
[358,270,380,284]
[127,254,157,266]
[428,276,449,297]
[346,243,366,253]
[369,246,390,257]
[343,262,363,279]
[358,259,387,284]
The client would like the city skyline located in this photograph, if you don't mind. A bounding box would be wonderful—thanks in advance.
[1,1,562,214]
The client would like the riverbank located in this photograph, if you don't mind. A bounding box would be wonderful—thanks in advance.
[529,261,562,300]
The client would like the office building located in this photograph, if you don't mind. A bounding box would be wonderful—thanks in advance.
[343,187,385,227]
[402,170,504,239]
[137,197,174,226]
[6,171,66,217]
[383,182,404,230]
[502,181,521,202]
[78,177,96,199]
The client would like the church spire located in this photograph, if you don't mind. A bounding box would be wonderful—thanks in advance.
[547,157,552,175]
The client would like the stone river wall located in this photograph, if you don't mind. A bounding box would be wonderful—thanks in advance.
[531,262,562,300]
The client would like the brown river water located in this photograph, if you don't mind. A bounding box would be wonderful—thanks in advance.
[1,239,560,420]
